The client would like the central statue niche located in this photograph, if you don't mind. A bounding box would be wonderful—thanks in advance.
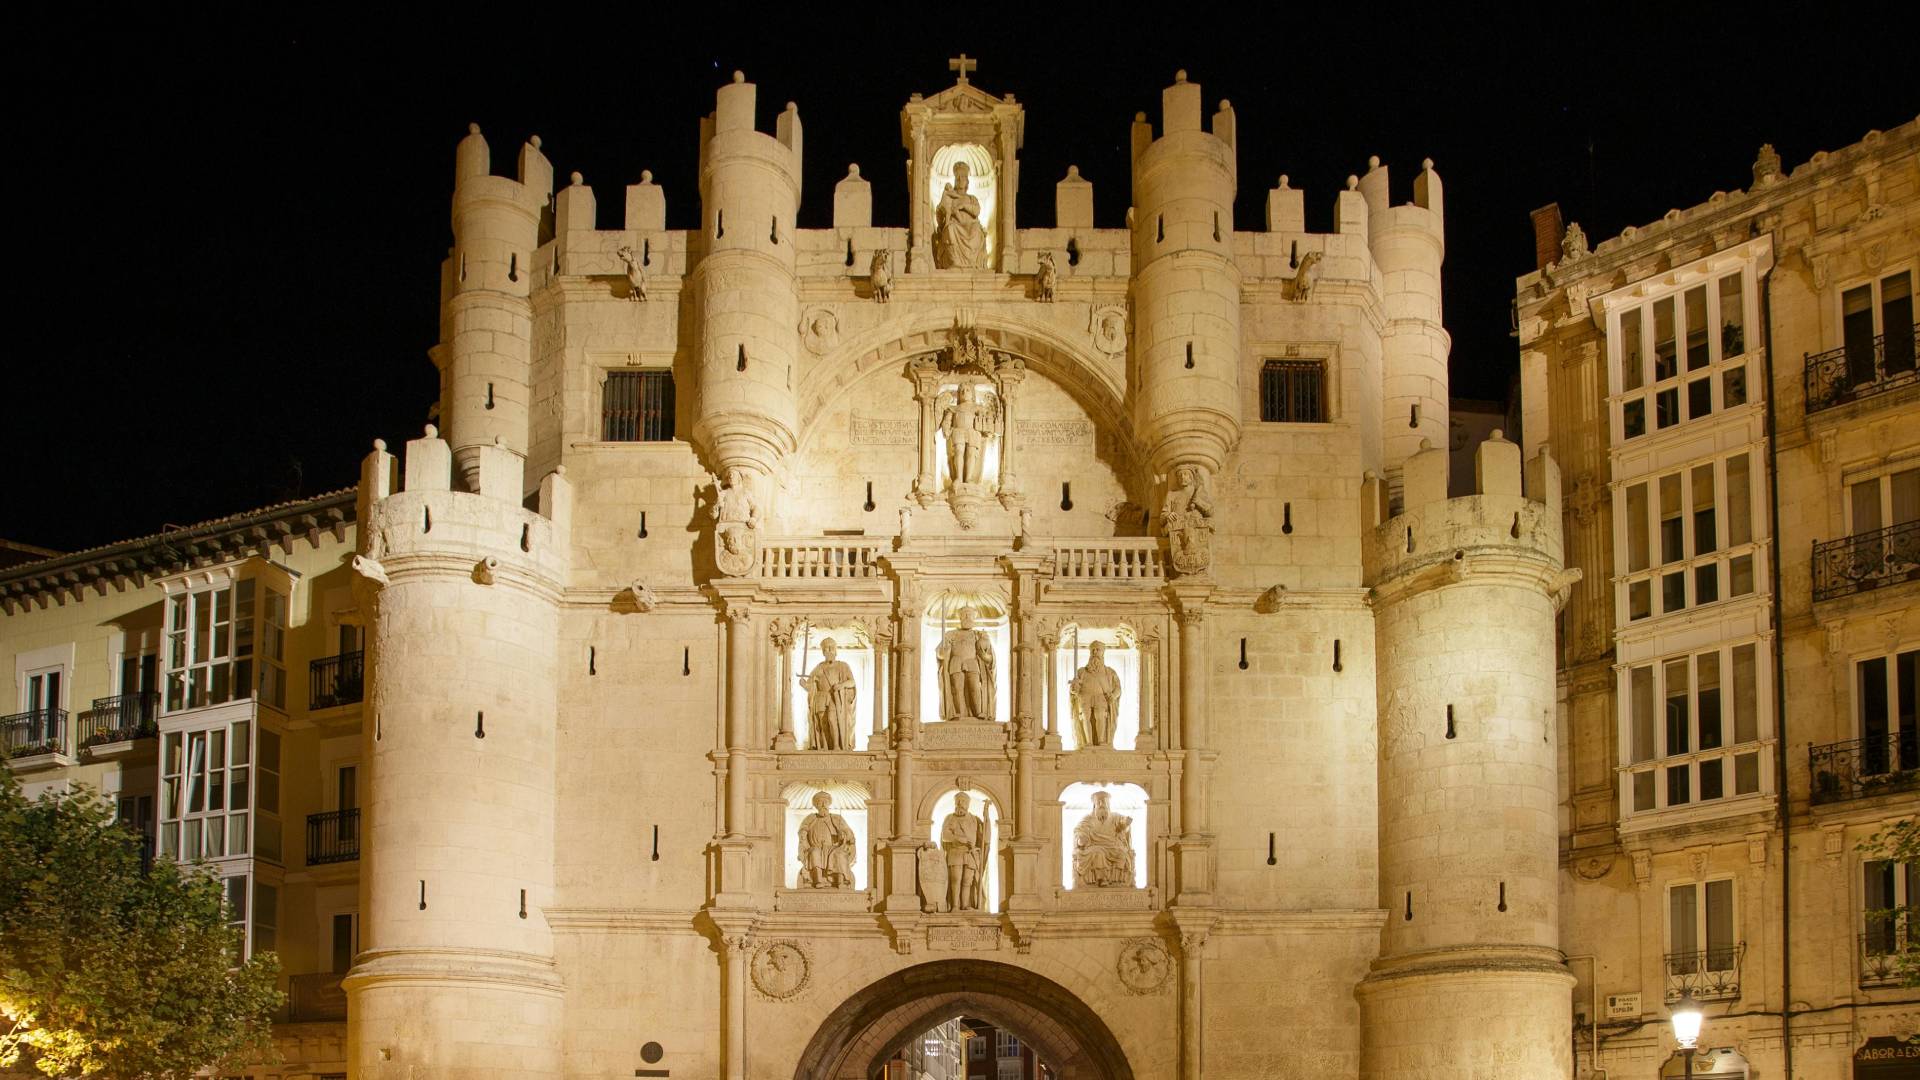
[919,592,1011,726]
[910,327,1028,529]
[928,143,996,269]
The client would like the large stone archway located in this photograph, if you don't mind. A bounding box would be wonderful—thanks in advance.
[794,959,1135,1080]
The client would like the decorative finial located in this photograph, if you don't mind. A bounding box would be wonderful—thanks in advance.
[1066,165,1081,179]
[1346,175,1359,191]
[640,169,653,183]
[732,70,745,83]
[529,135,542,149]
[1134,111,1147,123]
[373,438,388,452]
[1422,157,1434,171]
[1174,69,1188,83]
[467,122,481,135]
[424,423,439,438]
[554,464,567,475]
[786,101,797,111]
[847,163,861,178]
[494,435,506,446]
[1418,438,1433,451]
[1367,155,1381,170]
[1490,429,1505,441]
[570,171,583,185]
[1219,99,1231,110]
[1278,174,1290,188]
[948,54,977,83]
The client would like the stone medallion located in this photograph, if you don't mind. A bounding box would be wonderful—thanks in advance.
[750,940,811,1000]
[1116,937,1172,995]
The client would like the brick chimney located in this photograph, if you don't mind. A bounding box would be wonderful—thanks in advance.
[1529,203,1564,271]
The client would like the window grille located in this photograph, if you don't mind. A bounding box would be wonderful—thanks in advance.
[603,370,675,442]
[1259,360,1327,423]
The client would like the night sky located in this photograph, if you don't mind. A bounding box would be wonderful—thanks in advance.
[11,14,1914,554]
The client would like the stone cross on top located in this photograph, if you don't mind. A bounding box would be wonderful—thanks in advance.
[949,54,977,84]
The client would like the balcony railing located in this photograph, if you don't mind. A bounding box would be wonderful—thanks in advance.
[1804,324,1920,414]
[1811,730,1920,805]
[306,807,360,865]
[78,692,158,747]
[288,971,347,1022]
[1663,943,1745,1002]
[1053,540,1165,581]
[2,708,68,759]
[1861,916,1915,988]
[1812,521,1920,602]
[309,651,364,710]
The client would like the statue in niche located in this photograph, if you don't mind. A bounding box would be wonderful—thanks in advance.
[939,385,999,488]
[940,793,988,911]
[710,466,760,577]
[1035,251,1058,301]
[1073,790,1136,888]
[796,791,856,889]
[933,161,985,269]
[870,248,893,302]
[616,245,647,302]
[1070,640,1123,748]
[799,638,857,751]
[937,607,997,722]
[1161,464,1216,575]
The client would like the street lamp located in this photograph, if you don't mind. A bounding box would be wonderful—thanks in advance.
[1670,994,1703,1080]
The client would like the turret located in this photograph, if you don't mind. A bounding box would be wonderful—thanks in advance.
[1357,433,1576,1079]
[691,72,803,488]
[1129,71,1243,483]
[442,124,549,492]
[1360,155,1448,488]
[343,429,572,1079]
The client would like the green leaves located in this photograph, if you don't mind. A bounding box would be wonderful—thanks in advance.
[1859,818,1920,989]
[0,771,282,1078]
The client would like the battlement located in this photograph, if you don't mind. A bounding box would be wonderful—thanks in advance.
[700,71,804,189]
[1130,70,1236,164]
[1357,155,1444,248]
[356,427,571,587]
[1363,432,1565,588]
[452,123,552,210]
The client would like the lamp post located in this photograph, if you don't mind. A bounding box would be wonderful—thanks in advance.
[1670,993,1703,1080]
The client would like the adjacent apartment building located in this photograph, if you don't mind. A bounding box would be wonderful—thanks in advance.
[1518,116,1920,1077]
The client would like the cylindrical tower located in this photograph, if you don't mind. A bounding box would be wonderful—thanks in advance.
[344,432,569,1079]
[691,71,803,485]
[1358,435,1574,1079]
[1130,71,1243,480]
[1359,156,1449,486]
[442,125,549,491]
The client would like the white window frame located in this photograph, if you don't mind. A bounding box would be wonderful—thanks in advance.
[1618,639,1773,820]
[1614,450,1765,626]
[159,567,289,716]
[1841,455,1920,537]
[1609,274,1758,443]
[1666,876,1740,971]
[159,715,282,867]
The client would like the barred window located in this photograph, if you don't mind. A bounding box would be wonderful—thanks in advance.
[602,370,675,442]
[1259,360,1327,423]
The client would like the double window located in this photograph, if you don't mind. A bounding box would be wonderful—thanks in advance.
[1843,270,1916,387]
[1619,452,1759,623]
[1667,879,1739,999]
[1616,270,1752,441]
[1856,650,1919,776]
[1864,860,1916,957]
[602,369,676,442]
[1623,642,1765,814]
[164,578,287,714]
[1259,359,1328,423]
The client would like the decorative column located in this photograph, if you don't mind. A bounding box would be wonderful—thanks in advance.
[1139,627,1161,750]
[909,359,942,505]
[871,618,891,746]
[724,604,753,836]
[1176,926,1211,1080]
[1014,614,1038,838]
[992,355,1026,508]
[1038,624,1062,751]
[721,930,751,1080]
[771,619,796,751]
[1177,607,1207,832]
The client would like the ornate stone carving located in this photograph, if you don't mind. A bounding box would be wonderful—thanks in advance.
[936,608,997,722]
[710,466,759,577]
[1753,142,1782,186]
[796,791,857,888]
[1034,250,1058,301]
[1288,250,1323,302]
[1070,642,1122,748]
[869,248,893,302]
[615,244,647,302]
[1160,464,1216,575]
[1560,222,1590,263]
[799,638,857,751]
[1090,306,1128,356]
[1073,790,1135,886]
[799,308,839,355]
[933,161,985,269]
[750,940,811,1000]
[1117,938,1172,994]
[939,793,989,911]
[625,580,658,612]
[915,841,947,913]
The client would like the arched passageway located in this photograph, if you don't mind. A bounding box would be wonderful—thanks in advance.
[794,959,1134,1080]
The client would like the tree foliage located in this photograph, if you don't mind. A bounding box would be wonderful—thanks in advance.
[1859,816,1920,989]
[0,771,281,1078]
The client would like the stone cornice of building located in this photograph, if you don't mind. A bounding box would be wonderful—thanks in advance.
[1516,116,1920,297]
[0,488,355,614]
[542,906,1387,937]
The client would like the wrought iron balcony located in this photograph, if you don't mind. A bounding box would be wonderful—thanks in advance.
[1811,730,1920,805]
[78,692,158,748]
[309,650,364,710]
[1804,324,1920,414]
[306,807,360,865]
[1663,944,1744,1002]
[2,708,68,760]
[1813,522,1920,602]
[1861,918,1915,988]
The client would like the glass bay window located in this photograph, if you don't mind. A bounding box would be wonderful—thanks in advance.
[1613,268,1754,441]
[1617,451,1761,623]
[1623,641,1768,816]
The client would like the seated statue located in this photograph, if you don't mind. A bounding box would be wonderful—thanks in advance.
[1072,790,1135,888]
[797,791,856,889]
